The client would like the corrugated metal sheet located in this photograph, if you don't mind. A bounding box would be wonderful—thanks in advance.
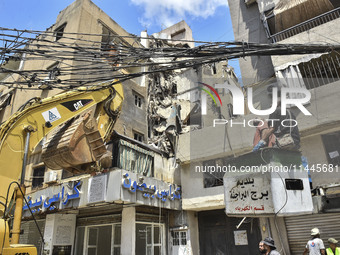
[285,213,340,255]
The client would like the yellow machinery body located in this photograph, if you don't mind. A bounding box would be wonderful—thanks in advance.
[0,81,123,254]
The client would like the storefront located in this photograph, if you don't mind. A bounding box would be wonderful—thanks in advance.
[198,210,261,255]
[21,169,181,255]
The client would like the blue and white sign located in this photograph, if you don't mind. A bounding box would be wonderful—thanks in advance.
[42,107,61,123]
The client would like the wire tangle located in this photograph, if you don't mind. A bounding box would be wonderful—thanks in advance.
[1,27,340,91]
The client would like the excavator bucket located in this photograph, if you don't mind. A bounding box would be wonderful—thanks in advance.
[42,111,110,171]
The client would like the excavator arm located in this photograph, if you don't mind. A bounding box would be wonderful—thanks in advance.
[0,81,123,254]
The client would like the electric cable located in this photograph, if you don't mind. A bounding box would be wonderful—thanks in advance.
[1,181,45,254]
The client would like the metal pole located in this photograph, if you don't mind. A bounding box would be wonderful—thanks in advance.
[21,130,31,185]
[12,128,32,244]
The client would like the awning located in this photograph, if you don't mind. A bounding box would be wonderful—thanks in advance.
[273,0,334,33]
[274,0,309,15]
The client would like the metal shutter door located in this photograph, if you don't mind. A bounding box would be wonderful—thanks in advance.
[285,213,340,255]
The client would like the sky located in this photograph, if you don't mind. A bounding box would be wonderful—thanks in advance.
[0,0,241,78]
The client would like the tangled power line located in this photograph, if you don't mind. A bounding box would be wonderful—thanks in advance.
[1,27,340,91]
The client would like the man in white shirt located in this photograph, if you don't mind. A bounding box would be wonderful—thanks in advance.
[303,228,326,255]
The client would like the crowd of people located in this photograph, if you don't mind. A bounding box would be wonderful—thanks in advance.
[259,228,339,255]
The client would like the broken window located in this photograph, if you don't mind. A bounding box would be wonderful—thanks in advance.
[113,139,154,177]
[203,159,225,188]
[32,166,45,188]
[54,23,66,41]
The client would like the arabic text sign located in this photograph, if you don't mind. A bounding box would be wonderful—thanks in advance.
[23,181,81,213]
[224,174,274,215]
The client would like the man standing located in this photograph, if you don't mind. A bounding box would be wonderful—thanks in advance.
[303,228,325,255]
[326,238,340,255]
[262,237,280,255]
[259,241,266,254]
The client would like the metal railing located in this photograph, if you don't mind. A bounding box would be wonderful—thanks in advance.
[299,52,340,89]
[270,7,340,43]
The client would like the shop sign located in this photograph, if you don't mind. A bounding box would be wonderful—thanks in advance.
[23,181,82,213]
[224,175,274,215]
[121,173,181,202]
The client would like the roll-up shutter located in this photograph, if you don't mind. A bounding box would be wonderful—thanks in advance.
[19,219,45,253]
[77,214,121,227]
[285,213,340,255]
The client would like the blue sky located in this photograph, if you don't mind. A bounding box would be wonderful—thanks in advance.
[0,0,241,78]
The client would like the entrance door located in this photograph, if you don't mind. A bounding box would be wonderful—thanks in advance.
[198,210,261,255]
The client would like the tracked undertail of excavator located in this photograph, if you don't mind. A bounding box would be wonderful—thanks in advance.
[41,110,112,172]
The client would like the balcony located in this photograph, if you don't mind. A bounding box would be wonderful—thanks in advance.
[269,7,340,42]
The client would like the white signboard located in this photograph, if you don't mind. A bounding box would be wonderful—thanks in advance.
[329,150,339,159]
[224,174,274,215]
[88,174,107,204]
[234,230,248,245]
[42,107,61,123]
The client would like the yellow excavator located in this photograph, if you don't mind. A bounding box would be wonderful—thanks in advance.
[0,81,123,254]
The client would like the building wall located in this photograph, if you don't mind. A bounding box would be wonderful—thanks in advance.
[154,20,195,48]
[227,0,275,85]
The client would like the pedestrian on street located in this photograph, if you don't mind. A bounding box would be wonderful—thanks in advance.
[303,228,325,255]
[259,241,266,254]
[326,238,340,255]
[262,237,281,255]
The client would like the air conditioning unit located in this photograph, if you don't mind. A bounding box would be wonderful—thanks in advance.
[44,170,58,184]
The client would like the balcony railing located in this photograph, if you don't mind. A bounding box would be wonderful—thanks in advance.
[270,7,340,43]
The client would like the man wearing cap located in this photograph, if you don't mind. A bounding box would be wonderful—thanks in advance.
[262,237,280,255]
[326,238,340,255]
[303,228,325,255]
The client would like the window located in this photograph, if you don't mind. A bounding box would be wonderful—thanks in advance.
[74,224,121,255]
[172,230,187,246]
[0,92,12,111]
[114,139,154,177]
[134,94,143,108]
[54,23,66,41]
[32,166,45,188]
[203,158,232,188]
[47,62,60,80]
[134,131,144,142]
[136,223,164,255]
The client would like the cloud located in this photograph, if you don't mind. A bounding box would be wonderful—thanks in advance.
[130,0,228,29]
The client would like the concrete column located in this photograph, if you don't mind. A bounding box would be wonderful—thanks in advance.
[268,217,291,255]
[121,206,136,255]
[187,211,200,255]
